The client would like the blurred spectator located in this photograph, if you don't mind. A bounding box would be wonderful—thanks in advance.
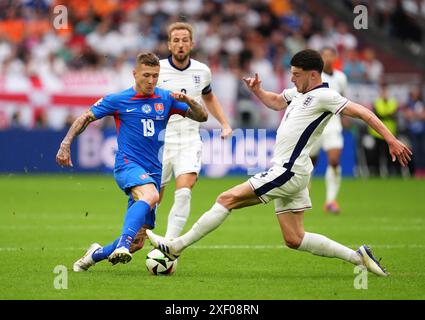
[285,31,307,56]
[403,86,425,177]
[343,49,367,83]
[64,112,76,128]
[33,107,48,128]
[10,110,23,128]
[0,0,421,134]
[362,48,384,84]
[333,22,358,51]
[366,84,401,176]
[391,0,422,44]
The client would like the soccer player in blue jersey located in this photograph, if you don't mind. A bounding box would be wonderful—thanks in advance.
[56,52,208,271]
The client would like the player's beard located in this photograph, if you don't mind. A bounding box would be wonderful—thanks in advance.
[173,52,190,64]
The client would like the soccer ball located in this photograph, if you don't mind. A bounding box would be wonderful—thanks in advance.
[145,249,178,275]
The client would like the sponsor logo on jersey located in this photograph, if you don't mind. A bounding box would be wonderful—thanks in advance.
[140,174,149,180]
[193,75,201,85]
[154,103,164,115]
[142,104,152,114]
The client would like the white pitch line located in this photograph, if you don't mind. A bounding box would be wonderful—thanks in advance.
[1,225,425,232]
[1,244,424,252]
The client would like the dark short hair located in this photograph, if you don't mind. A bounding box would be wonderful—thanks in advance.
[290,49,324,73]
[135,52,160,67]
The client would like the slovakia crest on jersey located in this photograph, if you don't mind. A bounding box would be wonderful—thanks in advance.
[154,103,164,115]
[142,104,152,114]
[193,75,201,85]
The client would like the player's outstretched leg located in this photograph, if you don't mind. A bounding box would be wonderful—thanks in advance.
[147,182,261,259]
[73,243,102,272]
[147,202,229,260]
[356,245,388,276]
[278,213,388,276]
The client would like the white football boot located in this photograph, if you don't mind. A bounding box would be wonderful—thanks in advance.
[146,230,180,261]
[357,245,389,277]
[73,243,101,272]
[108,247,133,265]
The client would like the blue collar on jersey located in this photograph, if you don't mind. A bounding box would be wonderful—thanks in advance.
[306,82,329,93]
[168,55,191,71]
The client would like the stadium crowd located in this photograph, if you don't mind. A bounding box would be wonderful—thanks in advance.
[0,0,424,177]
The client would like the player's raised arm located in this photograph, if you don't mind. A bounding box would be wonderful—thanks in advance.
[56,109,97,167]
[171,92,208,122]
[242,73,288,111]
[342,101,412,167]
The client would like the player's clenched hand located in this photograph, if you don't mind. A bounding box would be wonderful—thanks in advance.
[388,139,412,167]
[242,73,262,92]
[56,142,73,167]
[171,92,190,103]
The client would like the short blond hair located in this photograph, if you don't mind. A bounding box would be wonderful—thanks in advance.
[167,22,193,41]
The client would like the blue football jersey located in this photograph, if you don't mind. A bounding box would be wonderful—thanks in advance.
[91,87,189,174]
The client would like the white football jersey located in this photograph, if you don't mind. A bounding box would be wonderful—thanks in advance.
[157,57,212,144]
[322,70,347,95]
[274,84,349,175]
[321,70,348,133]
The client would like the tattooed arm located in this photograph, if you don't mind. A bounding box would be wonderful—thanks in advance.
[171,92,208,122]
[56,109,97,167]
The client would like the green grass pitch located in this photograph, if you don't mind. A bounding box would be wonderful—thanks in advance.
[1,174,424,299]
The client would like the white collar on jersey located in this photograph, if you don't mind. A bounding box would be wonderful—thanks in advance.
[305,82,329,93]
[168,55,191,72]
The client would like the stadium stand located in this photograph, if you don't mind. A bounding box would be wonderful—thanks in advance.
[0,0,423,177]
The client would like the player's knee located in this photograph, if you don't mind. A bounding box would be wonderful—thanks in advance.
[147,192,160,206]
[328,158,340,167]
[284,234,303,249]
[216,191,237,209]
[132,190,159,207]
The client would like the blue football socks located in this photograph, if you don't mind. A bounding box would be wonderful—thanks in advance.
[92,237,119,262]
[92,200,151,262]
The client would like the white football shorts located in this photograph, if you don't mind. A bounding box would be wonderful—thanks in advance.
[161,141,203,187]
[248,166,312,214]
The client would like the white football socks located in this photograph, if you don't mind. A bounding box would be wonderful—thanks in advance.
[173,202,230,253]
[165,188,192,240]
[298,232,362,265]
[325,165,341,203]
